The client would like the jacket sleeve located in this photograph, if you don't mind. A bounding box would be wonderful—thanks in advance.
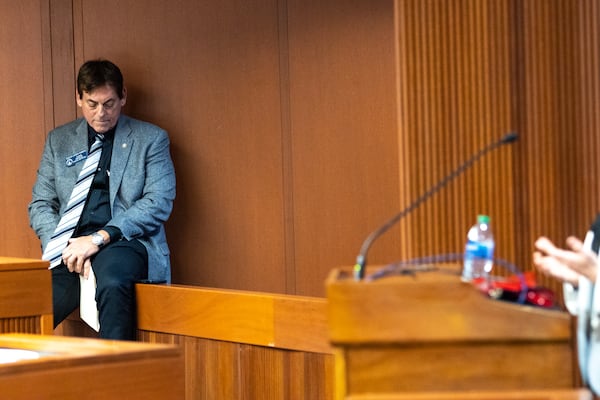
[28,133,61,250]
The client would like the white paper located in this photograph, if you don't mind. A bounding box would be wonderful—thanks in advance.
[79,266,100,332]
[0,349,41,364]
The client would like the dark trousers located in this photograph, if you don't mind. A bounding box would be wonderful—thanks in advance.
[52,239,148,340]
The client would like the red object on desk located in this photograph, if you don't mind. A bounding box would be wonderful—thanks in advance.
[474,272,556,308]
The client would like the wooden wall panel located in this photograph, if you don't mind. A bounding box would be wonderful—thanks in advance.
[392,0,600,295]
[61,321,336,399]
[578,0,600,222]
[137,333,335,400]
[395,0,517,274]
[70,0,288,292]
[287,0,400,295]
[0,1,48,259]
[517,0,600,291]
[517,0,581,289]
[48,0,77,127]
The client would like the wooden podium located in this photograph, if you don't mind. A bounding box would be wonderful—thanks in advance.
[326,266,581,399]
[0,257,52,335]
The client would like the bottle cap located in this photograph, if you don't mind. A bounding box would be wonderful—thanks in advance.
[477,215,490,224]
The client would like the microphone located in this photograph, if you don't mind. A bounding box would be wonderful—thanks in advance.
[353,132,519,280]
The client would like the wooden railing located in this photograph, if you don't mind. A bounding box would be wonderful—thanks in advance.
[57,283,335,400]
[134,284,335,400]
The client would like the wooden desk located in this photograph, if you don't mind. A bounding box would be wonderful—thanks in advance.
[346,389,593,400]
[0,257,52,334]
[0,333,184,399]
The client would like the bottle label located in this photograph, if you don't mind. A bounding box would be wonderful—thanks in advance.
[465,240,494,259]
[463,239,494,281]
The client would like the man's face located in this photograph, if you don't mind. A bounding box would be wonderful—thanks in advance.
[76,84,126,133]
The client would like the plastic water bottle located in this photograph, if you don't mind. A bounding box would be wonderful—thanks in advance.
[462,214,495,282]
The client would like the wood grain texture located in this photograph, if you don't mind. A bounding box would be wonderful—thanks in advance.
[286,0,400,296]
[327,267,571,343]
[345,388,593,400]
[0,334,184,400]
[327,268,576,397]
[136,332,335,400]
[136,283,331,354]
[345,343,573,392]
[395,0,516,273]
[135,284,335,400]
[0,258,52,334]
[0,0,47,260]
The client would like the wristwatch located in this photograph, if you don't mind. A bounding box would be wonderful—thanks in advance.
[91,232,105,248]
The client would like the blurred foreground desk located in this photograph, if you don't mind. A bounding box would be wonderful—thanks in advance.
[345,389,592,399]
[326,266,584,400]
[0,257,52,334]
[0,333,184,399]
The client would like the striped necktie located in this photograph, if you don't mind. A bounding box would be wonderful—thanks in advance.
[42,134,104,268]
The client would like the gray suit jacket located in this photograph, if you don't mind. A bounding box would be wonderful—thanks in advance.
[28,115,176,282]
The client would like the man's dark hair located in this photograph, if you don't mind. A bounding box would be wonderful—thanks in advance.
[77,59,124,99]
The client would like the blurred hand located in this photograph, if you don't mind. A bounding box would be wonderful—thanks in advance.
[533,236,598,286]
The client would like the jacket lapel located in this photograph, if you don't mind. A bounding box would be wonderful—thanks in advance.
[63,120,90,184]
[109,116,133,207]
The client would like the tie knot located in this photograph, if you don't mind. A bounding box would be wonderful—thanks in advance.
[95,133,105,142]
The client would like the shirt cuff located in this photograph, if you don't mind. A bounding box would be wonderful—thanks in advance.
[103,226,123,242]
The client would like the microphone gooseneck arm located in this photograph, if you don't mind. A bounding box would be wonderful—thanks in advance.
[353,132,518,280]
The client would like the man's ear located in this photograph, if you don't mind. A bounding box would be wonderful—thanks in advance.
[121,87,127,106]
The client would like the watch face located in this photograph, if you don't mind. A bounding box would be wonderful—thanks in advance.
[92,234,103,246]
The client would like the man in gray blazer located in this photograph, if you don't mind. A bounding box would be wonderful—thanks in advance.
[28,59,176,340]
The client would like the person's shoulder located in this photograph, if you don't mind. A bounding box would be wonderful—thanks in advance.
[46,119,86,147]
[119,116,170,146]
[121,115,166,135]
[50,118,85,135]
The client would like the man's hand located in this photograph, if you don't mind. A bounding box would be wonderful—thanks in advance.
[533,236,599,285]
[62,235,100,278]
